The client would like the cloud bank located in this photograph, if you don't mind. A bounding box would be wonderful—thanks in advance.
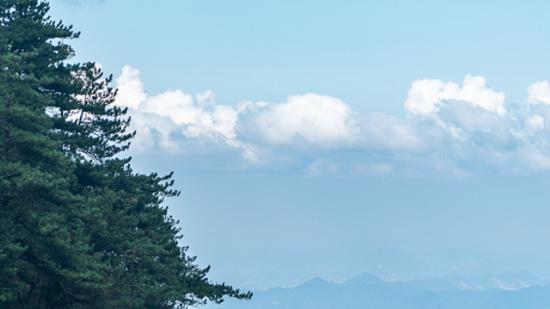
[115,65,550,175]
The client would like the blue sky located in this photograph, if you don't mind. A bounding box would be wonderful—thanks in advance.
[51,0,550,290]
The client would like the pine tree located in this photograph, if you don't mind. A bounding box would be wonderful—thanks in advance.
[0,0,251,308]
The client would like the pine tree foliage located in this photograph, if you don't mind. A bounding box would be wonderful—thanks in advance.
[0,0,252,308]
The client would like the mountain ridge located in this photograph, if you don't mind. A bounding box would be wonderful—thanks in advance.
[215,272,550,309]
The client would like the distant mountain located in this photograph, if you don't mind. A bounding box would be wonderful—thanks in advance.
[217,273,550,309]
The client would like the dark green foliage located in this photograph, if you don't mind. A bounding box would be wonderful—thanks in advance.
[0,0,251,308]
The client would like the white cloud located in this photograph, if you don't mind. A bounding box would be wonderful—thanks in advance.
[405,75,506,116]
[361,113,422,151]
[114,66,550,174]
[115,65,258,161]
[196,90,216,105]
[436,102,517,149]
[528,81,550,105]
[115,66,146,109]
[254,93,359,146]
[140,90,239,141]
[129,111,181,152]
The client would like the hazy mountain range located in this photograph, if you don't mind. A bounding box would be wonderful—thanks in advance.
[217,273,550,309]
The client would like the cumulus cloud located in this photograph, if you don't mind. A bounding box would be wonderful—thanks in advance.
[115,66,258,161]
[115,67,366,162]
[436,102,517,149]
[528,81,550,105]
[116,66,146,109]
[405,75,506,116]
[254,93,358,146]
[400,76,548,171]
[361,113,423,151]
[114,65,550,175]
